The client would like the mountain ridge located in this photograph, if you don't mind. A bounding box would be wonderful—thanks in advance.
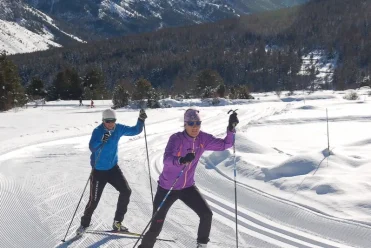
[0,0,308,54]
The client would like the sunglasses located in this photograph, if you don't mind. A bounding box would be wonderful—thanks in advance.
[104,119,116,123]
[186,121,202,126]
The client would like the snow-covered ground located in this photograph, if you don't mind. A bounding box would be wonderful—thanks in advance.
[1,90,371,247]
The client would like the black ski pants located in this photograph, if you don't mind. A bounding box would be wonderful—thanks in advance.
[81,165,131,227]
[139,185,213,248]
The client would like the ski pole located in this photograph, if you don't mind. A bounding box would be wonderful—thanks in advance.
[61,133,109,242]
[133,139,195,248]
[228,109,239,248]
[132,164,188,248]
[143,115,154,203]
[233,127,238,248]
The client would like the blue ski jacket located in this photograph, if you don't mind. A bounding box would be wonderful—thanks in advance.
[89,119,144,170]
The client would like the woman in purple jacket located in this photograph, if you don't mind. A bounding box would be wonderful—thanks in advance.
[138,108,239,248]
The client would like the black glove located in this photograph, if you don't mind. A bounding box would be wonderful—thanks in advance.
[139,109,147,121]
[228,112,239,131]
[179,153,195,165]
[102,132,111,143]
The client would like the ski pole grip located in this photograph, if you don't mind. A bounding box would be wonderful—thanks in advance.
[228,109,238,114]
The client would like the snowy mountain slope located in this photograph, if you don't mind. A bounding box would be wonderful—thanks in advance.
[0,19,62,54]
[0,0,309,54]
[25,0,309,39]
[1,91,371,247]
[0,1,84,54]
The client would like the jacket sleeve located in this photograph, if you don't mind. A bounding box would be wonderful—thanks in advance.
[203,129,235,151]
[163,134,182,166]
[89,128,103,152]
[118,119,144,137]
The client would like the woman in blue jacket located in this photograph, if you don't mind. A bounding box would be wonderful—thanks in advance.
[76,108,147,235]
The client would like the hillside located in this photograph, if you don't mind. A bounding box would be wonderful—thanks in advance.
[0,0,308,54]
[8,0,371,93]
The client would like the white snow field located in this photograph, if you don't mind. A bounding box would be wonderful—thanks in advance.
[1,90,371,248]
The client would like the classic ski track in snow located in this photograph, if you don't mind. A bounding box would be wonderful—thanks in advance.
[144,105,371,248]
[1,104,371,247]
[149,151,366,248]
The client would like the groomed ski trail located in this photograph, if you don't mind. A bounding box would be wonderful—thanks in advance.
[1,104,371,247]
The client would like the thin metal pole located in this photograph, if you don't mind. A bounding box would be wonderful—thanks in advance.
[143,123,154,203]
[61,142,106,242]
[233,131,238,248]
[132,165,187,248]
[228,109,239,248]
[326,108,330,152]
[61,173,91,242]
[133,139,195,248]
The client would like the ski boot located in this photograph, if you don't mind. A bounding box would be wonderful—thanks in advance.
[196,243,208,248]
[75,225,88,236]
[112,220,129,232]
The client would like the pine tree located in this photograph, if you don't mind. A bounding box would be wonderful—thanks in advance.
[147,88,161,108]
[49,70,68,100]
[0,52,26,111]
[83,67,107,100]
[194,69,224,98]
[216,84,226,97]
[112,83,130,109]
[67,68,83,99]
[133,78,152,100]
[26,77,45,100]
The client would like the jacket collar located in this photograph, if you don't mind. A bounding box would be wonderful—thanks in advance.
[101,123,116,133]
[182,130,198,142]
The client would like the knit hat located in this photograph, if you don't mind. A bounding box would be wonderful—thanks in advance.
[184,108,201,122]
[102,109,116,120]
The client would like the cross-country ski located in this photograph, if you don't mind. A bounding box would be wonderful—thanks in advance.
[86,230,175,243]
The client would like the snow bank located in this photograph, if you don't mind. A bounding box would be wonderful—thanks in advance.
[261,154,322,181]
[235,134,277,154]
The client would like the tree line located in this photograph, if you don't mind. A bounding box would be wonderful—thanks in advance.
[0,52,253,111]
[2,0,370,111]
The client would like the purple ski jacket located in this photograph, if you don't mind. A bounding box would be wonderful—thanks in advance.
[158,129,235,190]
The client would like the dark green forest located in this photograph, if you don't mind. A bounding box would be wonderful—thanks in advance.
[1,0,370,111]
